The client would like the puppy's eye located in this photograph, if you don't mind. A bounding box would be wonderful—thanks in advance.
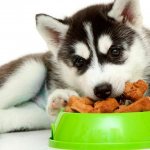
[109,46,123,58]
[111,49,120,57]
[73,55,86,68]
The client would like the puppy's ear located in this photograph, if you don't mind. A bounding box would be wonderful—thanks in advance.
[108,0,142,27]
[36,14,69,52]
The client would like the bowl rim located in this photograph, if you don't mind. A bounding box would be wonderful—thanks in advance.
[60,111,150,115]
[49,138,150,149]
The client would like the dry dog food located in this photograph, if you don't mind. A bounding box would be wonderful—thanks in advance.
[65,80,150,113]
[124,80,148,101]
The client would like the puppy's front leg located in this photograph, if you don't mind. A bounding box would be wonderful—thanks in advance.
[47,89,79,122]
[0,102,50,133]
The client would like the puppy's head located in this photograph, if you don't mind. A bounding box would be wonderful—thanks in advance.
[36,0,147,100]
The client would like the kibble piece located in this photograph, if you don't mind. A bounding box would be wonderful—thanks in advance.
[124,80,148,101]
[64,106,74,112]
[80,97,94,105]
[65,96,94,113]
[93,98,119,113]
[70,100,94,113]
[115,97,150,113]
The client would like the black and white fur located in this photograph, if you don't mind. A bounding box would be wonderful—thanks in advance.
[0,0,150,133]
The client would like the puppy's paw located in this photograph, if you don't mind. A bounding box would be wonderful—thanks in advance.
[47,89,79,117]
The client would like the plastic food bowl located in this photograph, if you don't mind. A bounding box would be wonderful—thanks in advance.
[49,111,150,149]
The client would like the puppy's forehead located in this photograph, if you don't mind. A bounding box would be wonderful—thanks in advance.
[67,4,135,47]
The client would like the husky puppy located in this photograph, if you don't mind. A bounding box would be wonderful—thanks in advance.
[0,0,150,133]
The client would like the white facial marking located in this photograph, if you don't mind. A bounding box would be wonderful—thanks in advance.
[78,57,102,99]
[74,42,90,59]
[84,23,94,51]
[98,35,113,54]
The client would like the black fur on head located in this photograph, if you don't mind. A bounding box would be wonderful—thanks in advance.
[58,4,136,74]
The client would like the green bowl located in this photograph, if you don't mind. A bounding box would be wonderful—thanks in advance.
[49,112,150,149]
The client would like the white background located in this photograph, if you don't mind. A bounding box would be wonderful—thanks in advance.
[0,0,150,65]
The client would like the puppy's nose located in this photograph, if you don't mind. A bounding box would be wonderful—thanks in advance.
[94,83,112,99]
